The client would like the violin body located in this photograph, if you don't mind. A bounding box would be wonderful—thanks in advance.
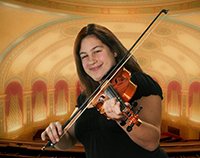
[111,66,137,102]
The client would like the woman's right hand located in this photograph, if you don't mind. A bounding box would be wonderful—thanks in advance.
[41,121,63,144]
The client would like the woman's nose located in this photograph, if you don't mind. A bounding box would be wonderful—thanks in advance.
[88,55,97,64]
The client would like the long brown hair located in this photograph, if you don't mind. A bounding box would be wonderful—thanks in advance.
[73,23,143,97]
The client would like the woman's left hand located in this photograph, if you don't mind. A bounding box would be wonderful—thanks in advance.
[103,98,126,121]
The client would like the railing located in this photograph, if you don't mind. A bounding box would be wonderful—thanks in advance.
[0,138,200,157]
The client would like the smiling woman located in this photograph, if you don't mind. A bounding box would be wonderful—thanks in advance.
[73,24,143,97]
[41,23,168,158]
[1,0,200,157]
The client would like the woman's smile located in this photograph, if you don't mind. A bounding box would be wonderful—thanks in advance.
[90,64,102,71]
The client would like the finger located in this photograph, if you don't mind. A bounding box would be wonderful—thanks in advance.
[55,122,63,136]
[41,131,47,141]
[45,126,57,144]
[110,98,116,108]
[50,123,60,143]
[124,102,130,107]
[108,98,116,110]
[114,101,122,115]
[108,98,120,114]
[107,103,113,113]
[103,100,111,112]
[107,117,111,120]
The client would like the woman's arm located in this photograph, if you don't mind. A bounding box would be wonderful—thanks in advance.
[103,95,162,151]
[41,108,79,151]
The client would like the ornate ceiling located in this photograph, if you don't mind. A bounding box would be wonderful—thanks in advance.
[1,0,200,16]
[0,0,200,94]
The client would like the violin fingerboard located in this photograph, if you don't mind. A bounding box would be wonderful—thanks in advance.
[104,85,126,111]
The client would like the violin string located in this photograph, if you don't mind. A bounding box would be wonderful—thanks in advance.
[49,11,168,146]
[105,85,127,110]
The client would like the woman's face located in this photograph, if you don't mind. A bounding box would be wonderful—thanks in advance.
[79,35,117,82]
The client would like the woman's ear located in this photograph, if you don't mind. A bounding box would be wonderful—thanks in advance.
[114,52,117,57]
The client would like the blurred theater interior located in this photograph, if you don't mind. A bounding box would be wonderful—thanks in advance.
[0,0,200,157]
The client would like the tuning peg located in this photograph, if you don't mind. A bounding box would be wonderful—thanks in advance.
[131,101,138,109]
[127,124,134,132]
[120,118,127,126]
[135,106,143,115]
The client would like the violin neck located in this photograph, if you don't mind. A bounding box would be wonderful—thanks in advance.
[104,85,127,112]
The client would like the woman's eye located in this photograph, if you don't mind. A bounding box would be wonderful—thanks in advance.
[94,50,101,54]
[81,55,88,59]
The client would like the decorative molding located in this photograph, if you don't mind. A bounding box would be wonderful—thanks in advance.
[1,0,200,16]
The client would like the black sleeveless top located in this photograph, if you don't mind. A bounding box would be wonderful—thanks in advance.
[75,72,168,158]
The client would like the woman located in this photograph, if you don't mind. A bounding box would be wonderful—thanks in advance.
[41,24,168,158]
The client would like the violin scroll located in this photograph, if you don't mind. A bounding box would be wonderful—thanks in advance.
[120,101,143,132]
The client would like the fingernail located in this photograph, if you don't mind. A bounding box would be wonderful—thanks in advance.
[53,140,56,143]
[56,138,59,142]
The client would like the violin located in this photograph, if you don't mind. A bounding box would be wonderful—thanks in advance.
[92,66,143,132]
[42,9,169,151]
